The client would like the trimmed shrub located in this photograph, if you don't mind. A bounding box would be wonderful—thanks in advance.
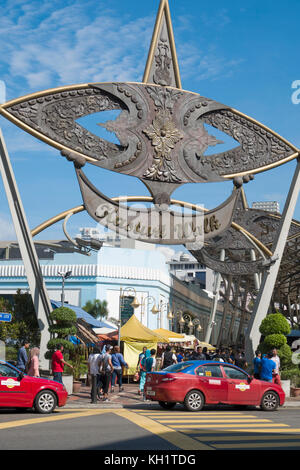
[258,313,292,372]
[46,307,77,359]
[264,333,287,350]
[259,313,291,336]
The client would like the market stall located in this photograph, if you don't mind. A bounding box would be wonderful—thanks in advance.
[156,332,216,352]
[120,314,169,375]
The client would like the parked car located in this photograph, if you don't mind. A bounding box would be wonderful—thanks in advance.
[0,360,68,413]
[144,361,285,411]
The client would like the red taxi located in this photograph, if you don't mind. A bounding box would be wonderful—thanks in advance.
[0,360,68,413]
[144,361,285,411]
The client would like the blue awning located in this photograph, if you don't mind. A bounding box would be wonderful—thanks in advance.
[50,300,114,329]
[287,329,300,338]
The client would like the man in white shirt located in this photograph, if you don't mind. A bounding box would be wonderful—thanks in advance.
[271,348,281,386]
[88,348,103,402]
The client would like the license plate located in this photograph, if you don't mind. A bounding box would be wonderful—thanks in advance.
[147,391,156,396]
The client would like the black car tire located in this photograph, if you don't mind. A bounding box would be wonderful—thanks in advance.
[34,390,57,414]
[260,391,279,411]
[159,401,176,409]
[184,390,205,412]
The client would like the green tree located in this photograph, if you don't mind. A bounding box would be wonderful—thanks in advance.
[0,292,40,347]
[12,290,40,346]
[83,299,109,320]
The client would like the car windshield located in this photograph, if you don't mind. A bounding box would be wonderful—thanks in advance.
[162,363,191,373]
[0,363,20,378]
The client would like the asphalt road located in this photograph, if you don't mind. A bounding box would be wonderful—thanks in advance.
[1,405,300,451]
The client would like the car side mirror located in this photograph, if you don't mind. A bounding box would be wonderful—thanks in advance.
[248,375,253,383]
[18,372,24,381]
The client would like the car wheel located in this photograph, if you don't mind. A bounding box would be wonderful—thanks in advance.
[35,390,57,414]
[260,391,279,411]
[184,390,204,412]
[159,401,176,409]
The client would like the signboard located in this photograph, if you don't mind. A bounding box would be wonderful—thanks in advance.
[120,297,134,326]
[0,313,12,322]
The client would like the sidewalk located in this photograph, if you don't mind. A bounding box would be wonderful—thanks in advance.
[66,382,145,408]
[64,382,300,409]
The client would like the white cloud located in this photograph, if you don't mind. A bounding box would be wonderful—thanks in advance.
[0,1,153,95]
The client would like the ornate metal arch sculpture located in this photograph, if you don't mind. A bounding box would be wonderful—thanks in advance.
[0,1,298,249]
[0,0,299,361]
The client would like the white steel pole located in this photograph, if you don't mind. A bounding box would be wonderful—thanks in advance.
[205,248,225,343]
[0,129,52,369]
[245,157,300,362]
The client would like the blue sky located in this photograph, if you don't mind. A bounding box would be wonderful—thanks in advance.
[0,0,299,244]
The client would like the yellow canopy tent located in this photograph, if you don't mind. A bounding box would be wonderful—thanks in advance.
[120,314,169,375]
[153,328,185,341]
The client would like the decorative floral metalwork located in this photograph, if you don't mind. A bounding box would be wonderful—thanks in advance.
[143,110,183,182]
[153,37,172,86]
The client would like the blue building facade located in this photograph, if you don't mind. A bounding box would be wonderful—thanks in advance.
[0,243,242,344]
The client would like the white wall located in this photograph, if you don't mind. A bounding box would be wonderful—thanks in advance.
[47,289,81,306]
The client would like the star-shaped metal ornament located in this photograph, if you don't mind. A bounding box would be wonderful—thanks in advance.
[0,0,298,248]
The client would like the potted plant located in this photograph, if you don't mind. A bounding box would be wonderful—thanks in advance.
[290,374,300,397]
[46,306,77,392]
[66,345,88,393]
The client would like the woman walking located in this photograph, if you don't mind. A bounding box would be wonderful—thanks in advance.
[27,347,40,377]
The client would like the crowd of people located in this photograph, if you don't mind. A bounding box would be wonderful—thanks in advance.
[87,344,128,403]
[15,340,282,401]
[252,348,281,385]
[16,341,74,380]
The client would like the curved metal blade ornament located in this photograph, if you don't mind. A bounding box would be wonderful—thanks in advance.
[0,0,298,251]
[63,149,240,247]
[190,191,300,275]
[0,82,297,206]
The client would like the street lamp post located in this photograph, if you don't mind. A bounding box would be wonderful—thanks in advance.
[118,287,140,347]
[167,306,174,331]
[58,270,72,307]
[174,308,185,334]
[182,313,202,338]
[152,300,172,329]
[139,295,158,326]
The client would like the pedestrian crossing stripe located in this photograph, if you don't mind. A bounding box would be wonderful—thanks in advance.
[194,433,300,441]
[156,419,273,424]
[169,423,289,428]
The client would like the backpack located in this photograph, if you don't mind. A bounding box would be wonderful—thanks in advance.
[139,354,147,372]
[163,351,174,368]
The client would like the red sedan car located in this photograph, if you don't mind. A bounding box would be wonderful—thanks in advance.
[144,361,285,411]
[0,360,68,413]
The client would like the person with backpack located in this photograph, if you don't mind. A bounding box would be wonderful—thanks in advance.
[101,345,114,402]
[137,346,147,396]
[88,347,103,402]
[139,349,150,396]
[145,349,156,373]
[161,345,177,369]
